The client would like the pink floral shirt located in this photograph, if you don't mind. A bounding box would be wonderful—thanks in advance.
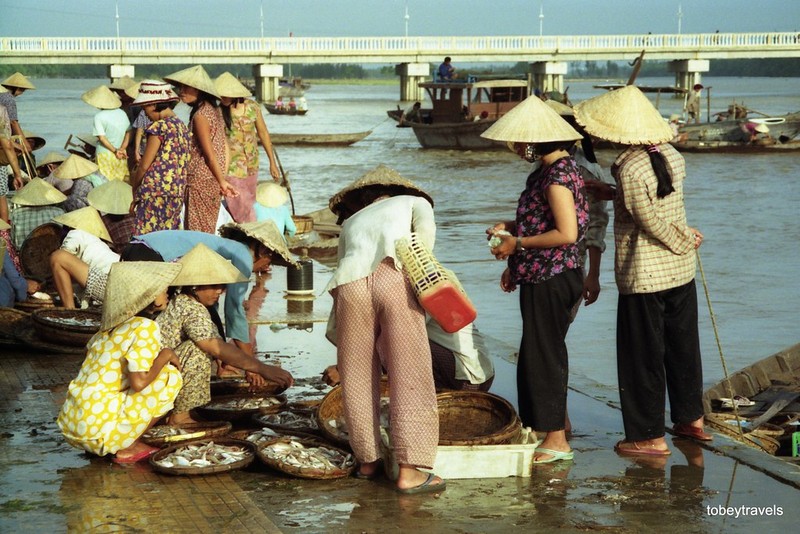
[508,156,589,285]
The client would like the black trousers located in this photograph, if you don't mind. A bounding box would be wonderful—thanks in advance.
[517,269,582,431]
[617,280,704,441]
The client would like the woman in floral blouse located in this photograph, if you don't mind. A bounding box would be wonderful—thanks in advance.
[215,72,280,223]
[482,95,588,465]
[129,80,190,235]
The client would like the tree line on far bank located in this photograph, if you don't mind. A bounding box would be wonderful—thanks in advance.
[2,58,798,80]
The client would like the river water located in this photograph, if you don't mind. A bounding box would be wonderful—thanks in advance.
[15,75,800,407]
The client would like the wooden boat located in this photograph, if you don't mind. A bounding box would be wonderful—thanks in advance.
[672,112,800,151]
[387,105,433,127]
[703,342,800,456]
[407,79,529,149]
[269,131,371,147]
[670,138,800,153]
[264,104,308,116]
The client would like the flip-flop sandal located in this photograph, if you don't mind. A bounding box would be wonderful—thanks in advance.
[532,447,574,464]
[614,440,671,457]
[113,447,158,464]
[396,472,447,494]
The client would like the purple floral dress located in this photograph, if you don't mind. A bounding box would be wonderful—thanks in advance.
[133,115,190,235]
[508,156,589,285]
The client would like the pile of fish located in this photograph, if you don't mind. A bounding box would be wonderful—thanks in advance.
[48,316,100,328]
[153,441,251,468]
[243,428,282,446]
[325,399,390,441]
[206,396,283,410]
[258,411,318,430]
[143,426,190,439]
[260,438,354,472]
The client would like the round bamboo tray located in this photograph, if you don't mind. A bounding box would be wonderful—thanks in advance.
[253,410,320,435]
[209,376,287,397]
[316,379,390,448]
[256,436,355,479]
[15,296,56,312]
[705,413,781,454]
[141,421,233,447]
[149,438,256,476]
[31,308,102,347]
[19,222,62,280]
[436,391,521,446]
[195,394,287,422]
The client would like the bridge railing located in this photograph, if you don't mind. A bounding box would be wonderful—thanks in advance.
[2,32,798,56]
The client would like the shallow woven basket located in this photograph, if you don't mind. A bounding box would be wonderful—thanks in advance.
[15,297,56,312]
[705,412,781,454]
[149,438,256,476]
[436,391,521,446]
[292,215,314,235]
[195,394,288,422]
[141,421,233,447]
[19,223,62,280]
[209,376,287,397]
[256,436,355,479]
[316,378,390,448]
[31,308,102,347]
[253,410,320,435]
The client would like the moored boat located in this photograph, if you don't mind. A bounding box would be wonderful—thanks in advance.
[407,79,530,149]
[670,138,800,153]
[264,103,308,116]
[269,131,371,147]
[672,111,800,152]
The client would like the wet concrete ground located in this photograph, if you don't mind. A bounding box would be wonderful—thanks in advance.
[2,266,799,533]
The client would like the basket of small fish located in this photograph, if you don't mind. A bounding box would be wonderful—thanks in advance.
[210,375,288,397]
[31,308,102,347]
[150,438,256,476]
[253,410,320,436]
[317,380,390,448]
[141,421,233,447]
[256,436,355,480]
[195,394,287,422]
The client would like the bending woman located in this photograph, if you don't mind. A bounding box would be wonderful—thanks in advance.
[482,96,588,464]
[157,243,293,425]
[326,165,445,494]
[57,261,183,463]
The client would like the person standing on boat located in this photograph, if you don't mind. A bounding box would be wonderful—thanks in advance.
[684,84,703,124]
[482,95,588,465]
[164,65,236,234]
[574,85,711,457]
[438,57,456,81]
[215,72,280,223]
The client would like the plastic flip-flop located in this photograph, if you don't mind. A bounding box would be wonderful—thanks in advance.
[113,447,158,464]
[532,447,574,464]
[396,472,447,494]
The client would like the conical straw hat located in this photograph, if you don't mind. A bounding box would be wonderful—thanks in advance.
[545,99,575,116]
[255,182,289,208]
[20,131,46,151]
[100,262,182,331]
[218,220,297,266]
[11,178,67,206]
[573,85,674,145]
[0,85,7,94]
[328,165,433,216]
[36,151,67,169]
[81,85,122,110]
[481,95,582,144]
[109,75,136,91]
[124,81,141,101]
[87,180,133,215]
[2,72,35,90]
[53,206,112,242]
[214,72,252,98]
[53,154,99,179]
[164,65,220,98]
[172,243,248,286]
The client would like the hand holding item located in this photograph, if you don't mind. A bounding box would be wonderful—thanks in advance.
[689,227,704,249]
[500,267,517,293]
[246,370,266,387]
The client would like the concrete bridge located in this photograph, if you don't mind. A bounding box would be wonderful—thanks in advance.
[3,31,798,101]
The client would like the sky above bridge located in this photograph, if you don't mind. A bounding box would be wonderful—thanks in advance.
[2,0,799,38]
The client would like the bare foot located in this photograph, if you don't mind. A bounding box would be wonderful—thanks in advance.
[396,465,445,491]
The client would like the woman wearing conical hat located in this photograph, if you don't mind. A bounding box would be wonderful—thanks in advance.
[574,86,709,455]
[156,244,293,426]
[57,261,183,463]
[215,72,280,223]
[0,86,24,194]
[0,72,35,152]
[164,65,237,234]
[481,94,589,465]
[50,154,108,213]
[8,178,66,250]
[81,85,131,182]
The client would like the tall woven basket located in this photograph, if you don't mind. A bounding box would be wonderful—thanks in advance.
[395,233,476,333]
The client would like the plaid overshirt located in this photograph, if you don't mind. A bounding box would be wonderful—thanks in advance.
[612,144,696,295]
[9,205,65,250]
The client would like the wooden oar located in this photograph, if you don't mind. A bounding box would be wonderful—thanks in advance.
[744,390,800,433]
[626,50,645,86]
[273,148,295,216]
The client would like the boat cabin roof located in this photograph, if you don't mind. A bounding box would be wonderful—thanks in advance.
[418,79,527,90]
[419,79,529,123]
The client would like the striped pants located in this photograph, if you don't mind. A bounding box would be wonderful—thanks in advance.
[334,259,438,468]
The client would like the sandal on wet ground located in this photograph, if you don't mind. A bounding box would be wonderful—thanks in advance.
[673,423,713,441]
[532,447,574,464]
[113,446,158,464]
[396,472,447,494]
[614,440,671,457]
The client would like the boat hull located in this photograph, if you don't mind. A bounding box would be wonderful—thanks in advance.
[410,121,505,150]
[671,139,800,153]
[677,113,800,144]
[269,131,371,146]
[264,104,308,116]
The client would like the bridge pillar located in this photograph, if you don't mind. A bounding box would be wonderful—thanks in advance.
[108,64,135,83]
[252,64,283,103]
[668,59,710,92]
[395,63,429,102]
[530,62,568,96]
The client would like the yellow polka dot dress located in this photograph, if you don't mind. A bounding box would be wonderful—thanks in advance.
[57,317,183,456]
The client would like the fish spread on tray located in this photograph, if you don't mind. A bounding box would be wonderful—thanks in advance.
[258,411,319,430]
[244,428,282,446]
[153,441,251,468]
[260,438,354,471]
[205,397,283,410]
[47,316,100,327]
[143,426,191,438]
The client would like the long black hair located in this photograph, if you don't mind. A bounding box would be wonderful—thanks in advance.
[189,91,220,125]
[646,145,675,198]
[220,97,245,131]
